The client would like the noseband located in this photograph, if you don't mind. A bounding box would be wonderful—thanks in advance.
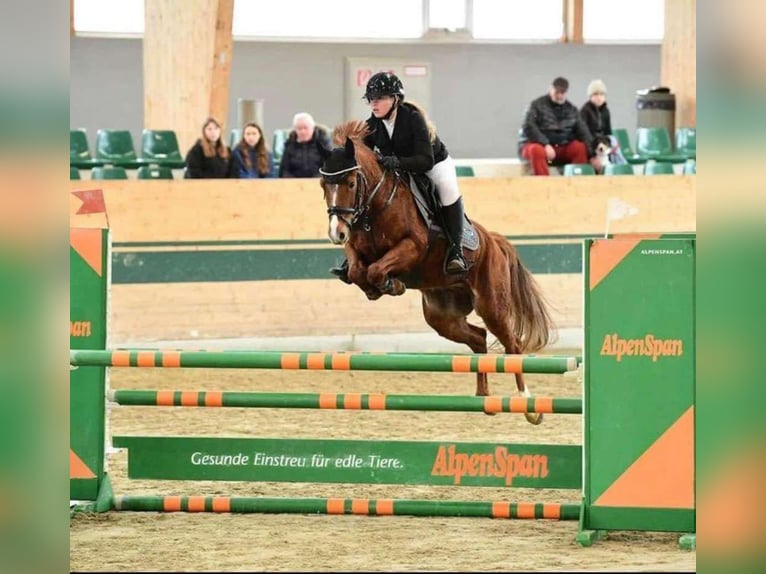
[321,164,390,232]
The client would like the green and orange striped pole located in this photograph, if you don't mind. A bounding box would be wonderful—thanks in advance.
[113,495,580,519]
[70,349,578,374]
[108,390,582,414]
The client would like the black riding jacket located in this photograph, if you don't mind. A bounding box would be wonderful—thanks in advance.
[363,103,448,173]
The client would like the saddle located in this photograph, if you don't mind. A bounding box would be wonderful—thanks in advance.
[405,173,480,252]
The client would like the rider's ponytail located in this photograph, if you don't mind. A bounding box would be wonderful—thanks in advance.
[401,101,437,144]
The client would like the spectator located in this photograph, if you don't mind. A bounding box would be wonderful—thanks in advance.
[184,117,237,179]
[580,79,612,138]
[278,112,331,178]
[518,77,592,176]
[232,122,274,178]
[580,80,627,170]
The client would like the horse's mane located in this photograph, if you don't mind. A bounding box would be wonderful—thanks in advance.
[332,120,380,177]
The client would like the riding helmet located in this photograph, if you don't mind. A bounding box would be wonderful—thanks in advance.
[363,72,405,101]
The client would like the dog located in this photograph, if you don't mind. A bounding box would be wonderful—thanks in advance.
[591,135,612,174]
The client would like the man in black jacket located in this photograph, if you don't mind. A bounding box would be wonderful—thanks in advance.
[278,112,332,178]
[518,77,592,175]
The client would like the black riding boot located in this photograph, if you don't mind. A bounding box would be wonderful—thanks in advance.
[440,198,468,274]
[330,259,352,284]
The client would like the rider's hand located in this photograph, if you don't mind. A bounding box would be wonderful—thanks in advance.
[544,144,556,161]
[378,155,401,171]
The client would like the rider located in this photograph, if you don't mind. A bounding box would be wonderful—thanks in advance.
[330,71,468,282]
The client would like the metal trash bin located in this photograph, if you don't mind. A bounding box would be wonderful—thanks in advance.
[636,87,676,135]
[237,98,265,129]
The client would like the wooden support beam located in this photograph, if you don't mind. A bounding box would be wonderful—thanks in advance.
[564,0,584,44]
[144,0,234,155]
[209,0,234,129]
[661,0,696,129]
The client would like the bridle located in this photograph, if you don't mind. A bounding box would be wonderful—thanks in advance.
[320,163,397,232]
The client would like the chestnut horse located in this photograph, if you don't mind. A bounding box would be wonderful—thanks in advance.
[319,121,556,424]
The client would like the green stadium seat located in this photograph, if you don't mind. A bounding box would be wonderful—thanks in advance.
[643,161,676,175]
[563,163,595,176]
[229,128,242,150]
[682,159,696,175]
[636,127,687,163]
[272,129,290,164]
[603,164,635,176]
[70,129,104,169]
[70,129,90,164]
[70,166,81,180]
[675,127,696,160]
[94,129,145,168]
[612,128,648,165]
[141,129,185,168]
[455,165,475,177]
[91,166,129,180]
[136,165,174,180]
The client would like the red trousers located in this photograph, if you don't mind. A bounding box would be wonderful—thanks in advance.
[522,141,588,175]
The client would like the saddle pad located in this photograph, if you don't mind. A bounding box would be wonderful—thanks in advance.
[408,174,480,252]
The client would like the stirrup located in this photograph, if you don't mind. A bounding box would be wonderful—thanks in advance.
[445,252,468,275]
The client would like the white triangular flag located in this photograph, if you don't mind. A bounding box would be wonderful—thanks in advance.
[605,198,639,237]
[607,197,639,221]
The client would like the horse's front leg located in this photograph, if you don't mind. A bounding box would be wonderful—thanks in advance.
[347,251,383,300]
[367,237,421,296]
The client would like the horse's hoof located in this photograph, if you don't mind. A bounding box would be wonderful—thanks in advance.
[330,264,352,284]
[379,277,405,296]
[476,390,496,415]
[365,290,382,301]
[525,412,544,425]
[389,279,406,296]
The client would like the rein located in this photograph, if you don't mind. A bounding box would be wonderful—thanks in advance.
[326,167,398,232]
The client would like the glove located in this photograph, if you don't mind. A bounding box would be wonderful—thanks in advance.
[378,155,401,171]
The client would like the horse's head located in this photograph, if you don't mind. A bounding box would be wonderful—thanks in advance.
[319,138,362,245]
[319,121,387,245]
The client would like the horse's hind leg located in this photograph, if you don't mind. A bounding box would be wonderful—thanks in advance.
[421,290,490,397]
[474,285,544,426]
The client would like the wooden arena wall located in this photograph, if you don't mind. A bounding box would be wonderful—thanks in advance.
[70,176,696,344]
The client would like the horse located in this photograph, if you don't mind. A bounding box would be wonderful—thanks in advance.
[319,121,556,424]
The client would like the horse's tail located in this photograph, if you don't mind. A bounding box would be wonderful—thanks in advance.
[493,233,557,353]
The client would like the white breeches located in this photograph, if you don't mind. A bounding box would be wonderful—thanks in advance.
[426,155,461,207]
